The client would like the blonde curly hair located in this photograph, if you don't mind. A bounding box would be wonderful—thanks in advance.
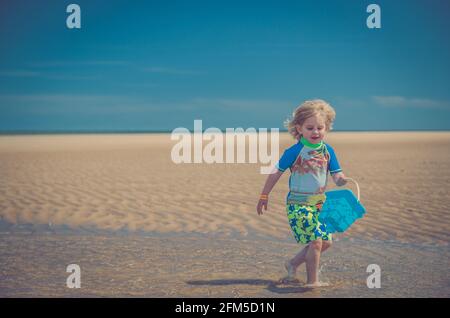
[285,99,336,140]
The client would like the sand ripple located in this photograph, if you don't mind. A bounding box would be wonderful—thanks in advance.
[0,132,449,245]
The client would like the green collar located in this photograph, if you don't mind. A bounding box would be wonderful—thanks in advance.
[300,136,323,149]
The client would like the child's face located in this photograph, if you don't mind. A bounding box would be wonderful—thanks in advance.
[296,114,327,144]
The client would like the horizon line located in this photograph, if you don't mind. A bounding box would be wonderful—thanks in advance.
[1,129,450,136]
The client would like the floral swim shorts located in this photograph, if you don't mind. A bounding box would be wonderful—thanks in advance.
[286,194,332,244]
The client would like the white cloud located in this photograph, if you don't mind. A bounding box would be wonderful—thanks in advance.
[0,70,40,77]
[0,69,101,80]
[0,94,168,114]
[0,94,289,118]
[141,67,202,75]
[372,96,449,109]
[191,97,285,110]
[29,60,131,67]
[333,97,370,108]
[0,94,117,103]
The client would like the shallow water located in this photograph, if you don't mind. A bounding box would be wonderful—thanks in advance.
[0,227,448,298]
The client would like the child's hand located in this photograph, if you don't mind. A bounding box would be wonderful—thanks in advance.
[256,195,268,215]
[333,172,348,186]
[336,177,347,186]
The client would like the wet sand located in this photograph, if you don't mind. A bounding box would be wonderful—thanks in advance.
[0,231,448,297]
[0,132,449,297]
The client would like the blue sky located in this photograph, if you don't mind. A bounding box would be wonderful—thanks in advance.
[0,0,449,131]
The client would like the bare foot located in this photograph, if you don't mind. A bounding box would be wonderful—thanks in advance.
[278,276,300,284]
[278,260,299,284]
[284,260,296,278]
[304,281,330,288]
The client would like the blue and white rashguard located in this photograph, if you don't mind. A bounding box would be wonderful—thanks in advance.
[276,136,342,204]
[276,136,343,244]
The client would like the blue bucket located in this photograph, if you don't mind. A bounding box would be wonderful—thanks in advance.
[319,178,366,233]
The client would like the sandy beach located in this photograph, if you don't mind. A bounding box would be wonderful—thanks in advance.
[0,132,449,297]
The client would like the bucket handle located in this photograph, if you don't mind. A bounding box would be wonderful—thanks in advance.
[344,177,360,201]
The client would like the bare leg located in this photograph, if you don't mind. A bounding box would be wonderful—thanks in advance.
[283,246,309,281]
[282,240,332,283]
[290,245,309,268]
[289,240,332,269]
[305,239,324,285]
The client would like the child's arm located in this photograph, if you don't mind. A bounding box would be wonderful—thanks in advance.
[256,168,284,215]
[332,172,348,186]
